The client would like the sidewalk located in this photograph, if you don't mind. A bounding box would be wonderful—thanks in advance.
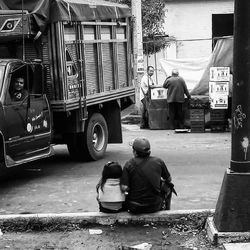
[0,210,222,250]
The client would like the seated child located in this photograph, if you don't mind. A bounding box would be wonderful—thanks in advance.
[96,161,125,213]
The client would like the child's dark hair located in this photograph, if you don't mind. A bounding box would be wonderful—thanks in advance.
[96,161,122,192]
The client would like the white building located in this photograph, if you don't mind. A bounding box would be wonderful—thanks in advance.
[145,0,234,85]
[164,0,234,59]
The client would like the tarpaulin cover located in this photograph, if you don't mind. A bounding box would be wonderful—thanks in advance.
[0,0,131,32]
[159,57,209,92]
[190,37,233,95]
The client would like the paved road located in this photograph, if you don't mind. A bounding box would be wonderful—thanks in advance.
[0,125,231,214]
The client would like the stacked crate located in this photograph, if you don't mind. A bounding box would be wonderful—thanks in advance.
[190,109,205,132]
[210,109,226,132]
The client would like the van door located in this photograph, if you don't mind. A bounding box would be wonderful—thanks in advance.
[4,63,52,164]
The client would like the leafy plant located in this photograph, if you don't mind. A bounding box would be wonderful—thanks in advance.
[107,0,169,54]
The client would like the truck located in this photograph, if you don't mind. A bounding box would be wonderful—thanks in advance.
[0,0,135,170]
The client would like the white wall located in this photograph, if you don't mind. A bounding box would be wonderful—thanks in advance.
[164,0,234,58]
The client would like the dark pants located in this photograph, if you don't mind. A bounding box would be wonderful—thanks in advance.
[99,204,124,213]
[168,102,184,129]
[140,97,149,128]
[126,200,162,214]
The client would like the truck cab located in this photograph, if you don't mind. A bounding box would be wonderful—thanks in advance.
[0,60,53,168]
[0,0,135,169]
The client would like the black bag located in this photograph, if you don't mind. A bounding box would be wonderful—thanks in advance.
[160,179,177,210]
[161,179,177,195]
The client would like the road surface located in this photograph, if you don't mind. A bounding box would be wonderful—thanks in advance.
[0,124,231,214]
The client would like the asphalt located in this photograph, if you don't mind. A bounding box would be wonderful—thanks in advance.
[0,106,213,225]
[0,107,246,249]
[0,109,217,215]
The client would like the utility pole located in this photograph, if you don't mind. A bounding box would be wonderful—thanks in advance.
[214,0,250,232]
[131,0,144,109]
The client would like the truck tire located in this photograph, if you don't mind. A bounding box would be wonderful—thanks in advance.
[67,113,108,161]
[84,113,108,160]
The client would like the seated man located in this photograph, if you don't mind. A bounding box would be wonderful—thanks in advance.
[10,77,28,102]
[121,137,173,214]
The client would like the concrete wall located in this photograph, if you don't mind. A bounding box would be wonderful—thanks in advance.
[164,0,234,58]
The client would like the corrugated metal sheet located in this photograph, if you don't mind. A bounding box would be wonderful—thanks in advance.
[24,42,38,60]
[42,42,54,99]
[117,42,128,88]
[85,43,99,95]
[102,43,114,91]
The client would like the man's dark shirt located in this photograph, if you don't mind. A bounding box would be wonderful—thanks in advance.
[121,156,171,206]
[163,76,191,103]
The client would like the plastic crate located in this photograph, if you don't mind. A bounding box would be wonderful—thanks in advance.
[211,124,226,132]
[190,109,205,121]
[210,109,226,132]
[190,121,205,133]
[190,109,205,132]
[210,109,226,121]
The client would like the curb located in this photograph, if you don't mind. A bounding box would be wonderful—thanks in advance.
[206,216,250,245]
[0,209,215,231]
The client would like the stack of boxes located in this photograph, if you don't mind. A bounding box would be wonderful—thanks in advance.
[209,67,230,132]
[210,109,226,132]
[190,108,205,132]
[189,96,209,132]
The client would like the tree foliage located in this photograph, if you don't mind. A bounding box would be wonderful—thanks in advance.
[107,0,169,54]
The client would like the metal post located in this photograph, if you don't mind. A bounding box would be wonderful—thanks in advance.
[213,0,250,232]
[131,0,144,109]
[153,38,158,85]
[230,0,250,173]
[21,0,25,61]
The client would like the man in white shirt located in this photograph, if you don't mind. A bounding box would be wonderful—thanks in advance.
[140,66,155,129]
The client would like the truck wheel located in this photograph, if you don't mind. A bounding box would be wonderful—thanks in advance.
[83,113,108,161]
[67,113,108,161]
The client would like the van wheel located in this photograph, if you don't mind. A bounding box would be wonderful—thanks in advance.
[67,113,108,161]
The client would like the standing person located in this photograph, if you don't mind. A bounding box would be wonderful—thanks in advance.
[139,66,155,129]
[96,161,125,213]
[163,69,191,129]
[121,138,173,214]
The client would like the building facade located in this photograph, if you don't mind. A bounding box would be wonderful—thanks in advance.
[164,0,234,59]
